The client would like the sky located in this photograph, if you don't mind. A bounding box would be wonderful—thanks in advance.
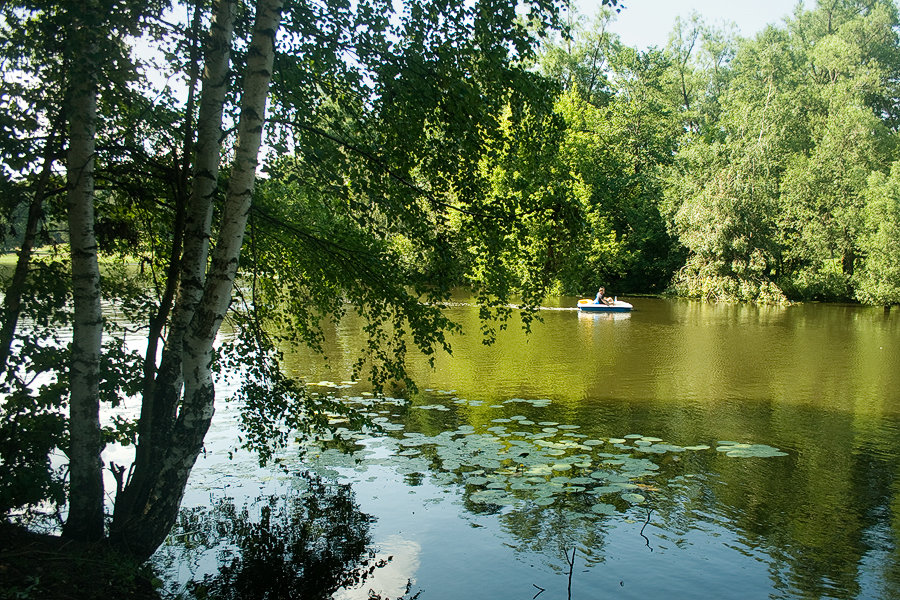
[576,0,814,49]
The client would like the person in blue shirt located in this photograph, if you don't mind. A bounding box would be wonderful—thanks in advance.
[593,287,613,305]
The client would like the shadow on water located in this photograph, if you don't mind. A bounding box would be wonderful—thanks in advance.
[155,472,419,600]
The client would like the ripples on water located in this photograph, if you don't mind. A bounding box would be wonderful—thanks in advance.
[151,298,900,599]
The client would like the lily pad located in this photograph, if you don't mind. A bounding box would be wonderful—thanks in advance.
[591,503,616,515]
[589,485,622,496]
[717,442,788,458]
[470,490,509,504]
[640,443,685,454]
[569,476,595,485]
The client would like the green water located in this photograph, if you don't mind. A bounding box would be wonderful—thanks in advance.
[158,297,900,599]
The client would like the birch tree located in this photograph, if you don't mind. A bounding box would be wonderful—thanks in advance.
[110,0,285,558]
[61,2,106,541]
[111,0,236,552]
[4,0,594,562]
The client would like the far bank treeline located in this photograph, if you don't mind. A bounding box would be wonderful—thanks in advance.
[227,0,900,306]
[278,0,900,306]
[538,0,900,305]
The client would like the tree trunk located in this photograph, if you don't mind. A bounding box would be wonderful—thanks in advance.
[62,24,104,542]
[842,247,856,278]
[138,0,233,488]
[110,0,283,560]
[139,0,205,410]
[0,118,61,374]
[112,0,235,545]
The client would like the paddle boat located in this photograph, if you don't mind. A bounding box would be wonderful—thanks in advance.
[577,297,633,313]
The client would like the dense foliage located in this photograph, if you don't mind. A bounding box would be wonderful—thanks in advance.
[535,0,900,303]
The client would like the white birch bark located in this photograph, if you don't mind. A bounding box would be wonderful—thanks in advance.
[132,0,235,479]
[111,0,283,559]
[63,27,104,542]
[179,0,283,456]
[112,0,235,549]
[172,0,236,349]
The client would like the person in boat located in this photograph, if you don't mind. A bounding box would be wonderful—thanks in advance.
[593,287,614,305]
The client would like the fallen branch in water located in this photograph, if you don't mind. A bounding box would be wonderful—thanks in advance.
[565,547,576,599]
[640,508,654,552]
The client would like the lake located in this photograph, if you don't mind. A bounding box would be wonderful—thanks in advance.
[151,296,900,599]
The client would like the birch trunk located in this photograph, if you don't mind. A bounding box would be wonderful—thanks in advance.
[119,0,235,515]
[138,0,205,412]
[153,0,235,398]
[110,0,283,560]
[62,31,104,542]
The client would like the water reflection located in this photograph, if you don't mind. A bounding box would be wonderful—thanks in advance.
[295,379,900,599]
[156,472,394,600]
[333,535,422,600]
[157,298,899,599]
[279,298,900,416]
[576,310,632,323]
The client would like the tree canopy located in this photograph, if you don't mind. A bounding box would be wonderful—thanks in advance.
[0,0,611,560]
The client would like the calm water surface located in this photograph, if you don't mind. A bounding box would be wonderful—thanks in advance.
[154,297,900,600]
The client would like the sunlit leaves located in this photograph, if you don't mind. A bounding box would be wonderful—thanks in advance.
[248,0,584,393]
[855,164,900,306]
[540,30,683,294]
[662,0,900,304]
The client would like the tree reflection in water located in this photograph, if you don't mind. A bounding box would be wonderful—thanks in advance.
[161,472,407,599]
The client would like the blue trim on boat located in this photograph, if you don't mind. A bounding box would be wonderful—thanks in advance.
[577,299,633,312]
